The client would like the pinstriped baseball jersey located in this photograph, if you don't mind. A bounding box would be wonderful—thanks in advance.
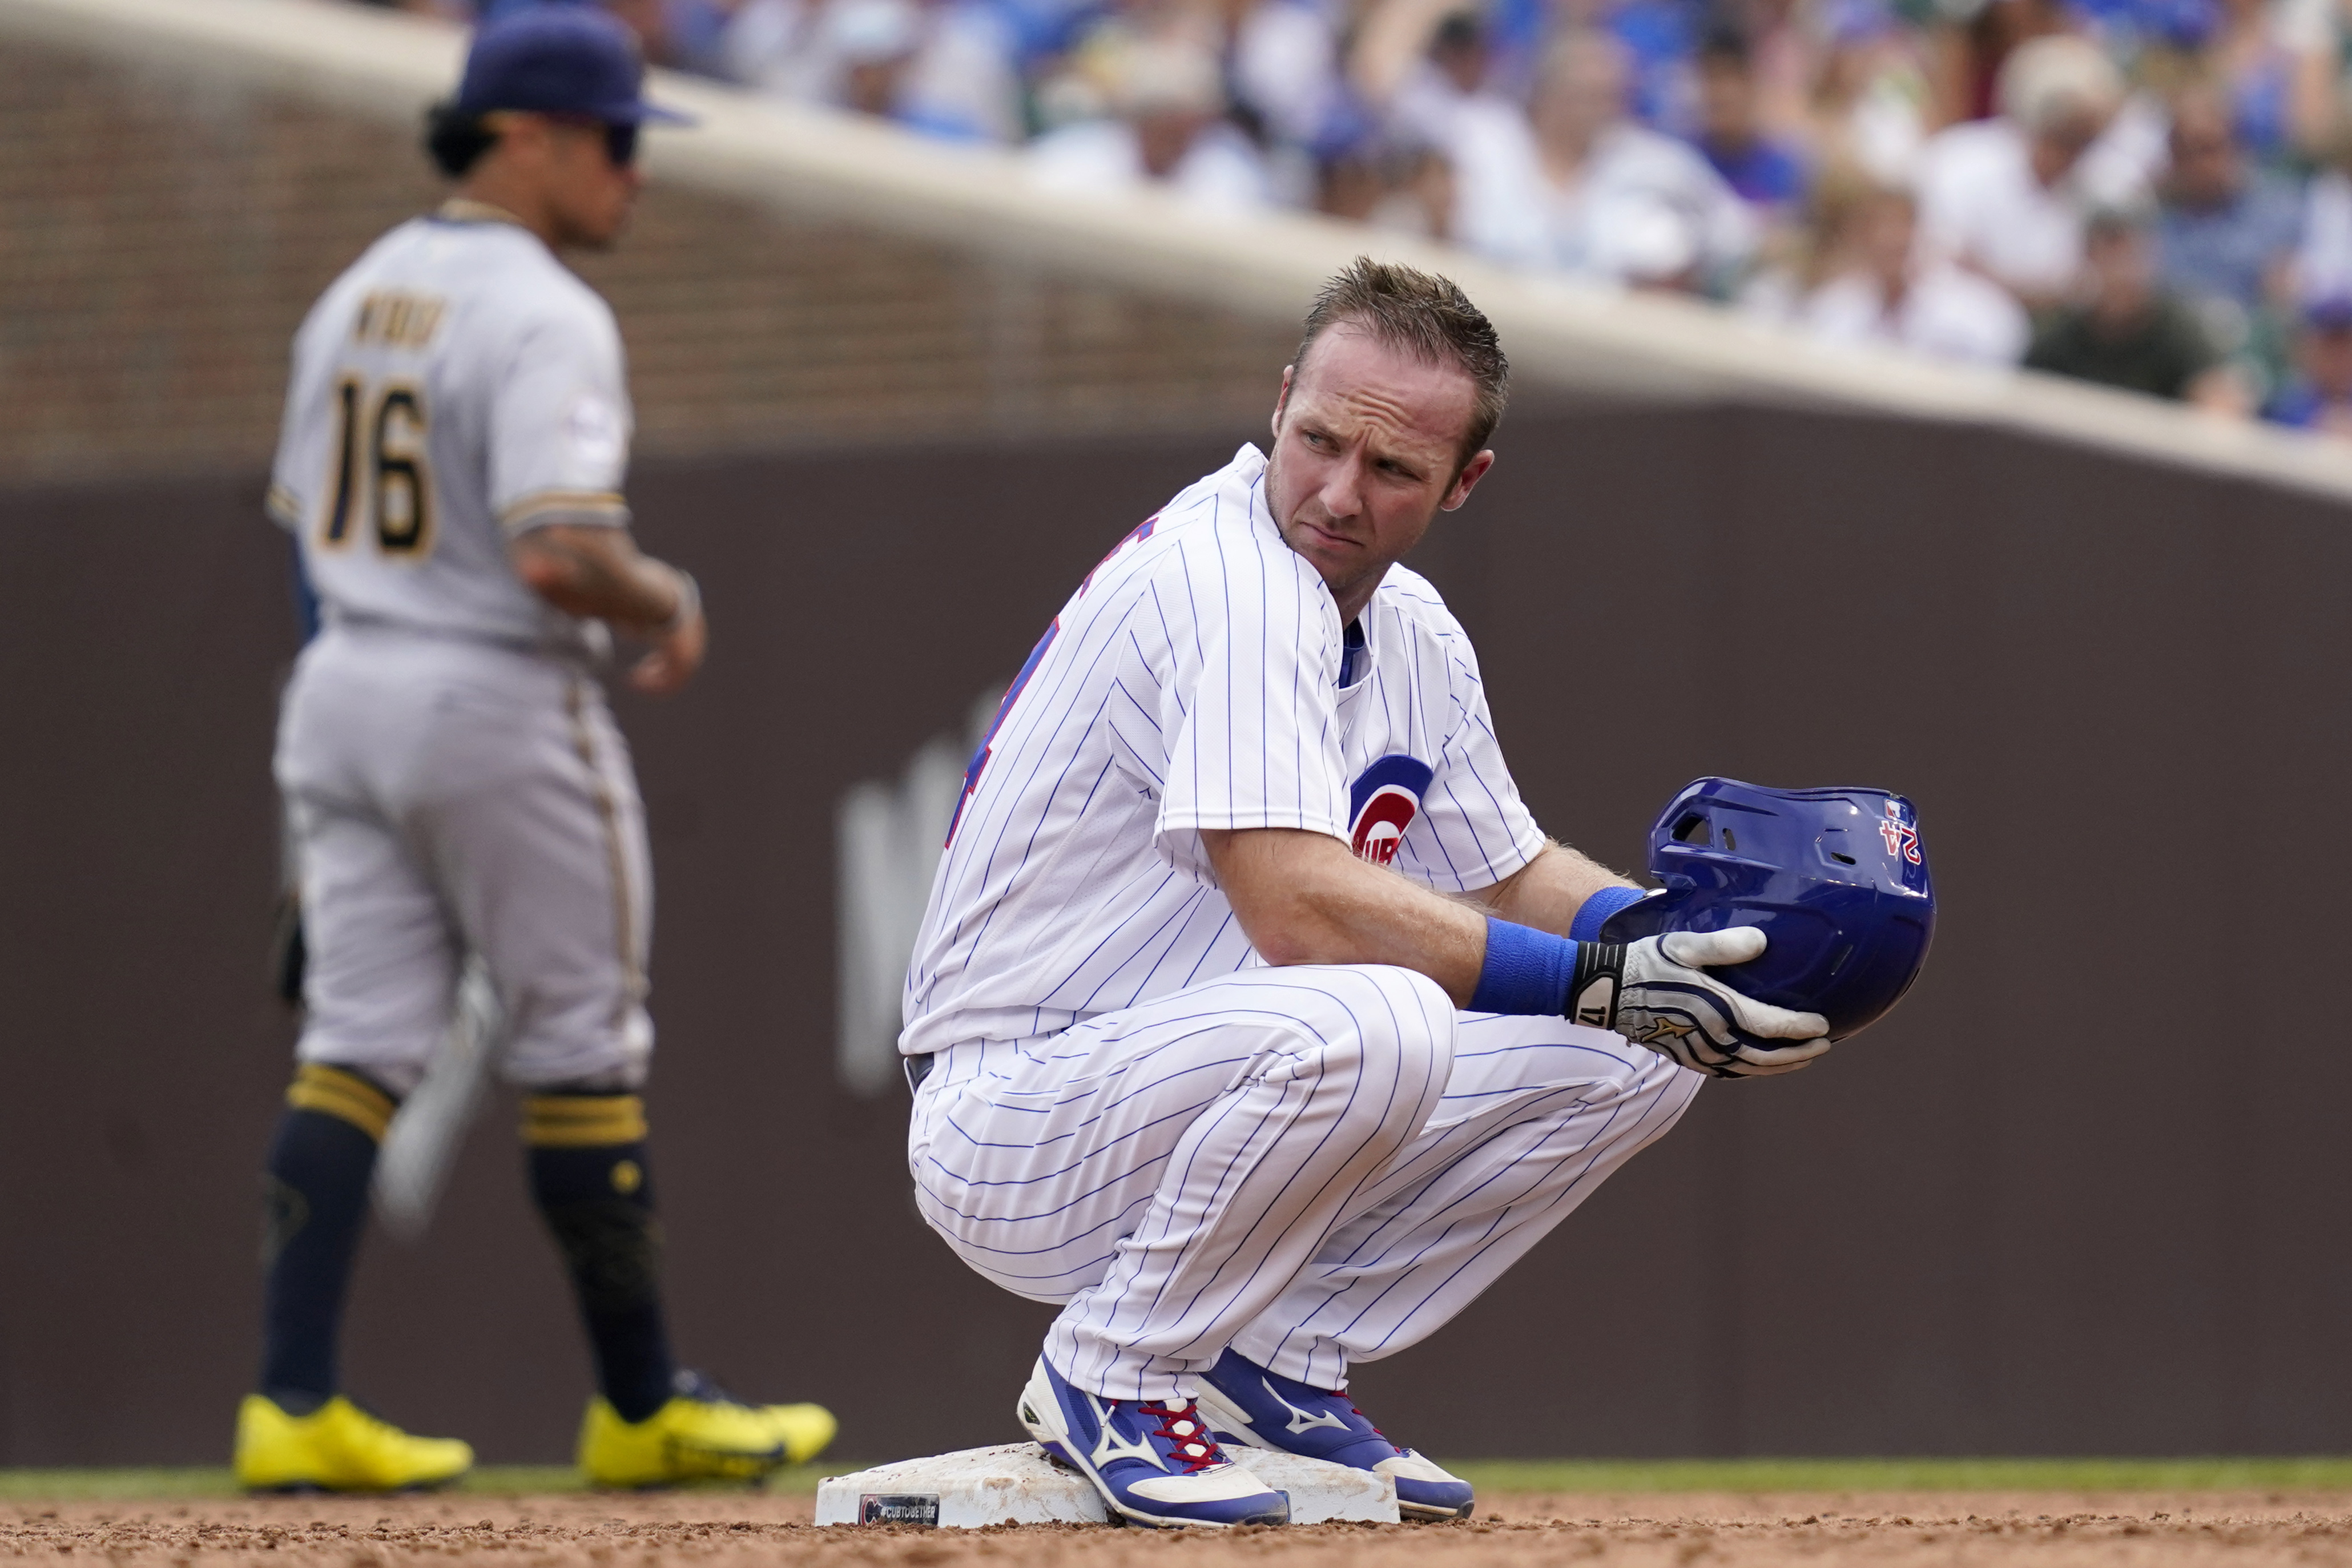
[900,442,1548,1061]
[267,204,633,656]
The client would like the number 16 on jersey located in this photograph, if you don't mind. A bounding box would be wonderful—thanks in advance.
[319,376,435,560]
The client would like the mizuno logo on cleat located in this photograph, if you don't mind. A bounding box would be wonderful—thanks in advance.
[1262,1378,1349,1436]
[1086,1395,1166,1472]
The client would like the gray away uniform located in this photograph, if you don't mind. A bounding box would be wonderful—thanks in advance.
[267,204,653,1094]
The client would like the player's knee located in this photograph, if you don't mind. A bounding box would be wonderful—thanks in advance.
[501,1007,653,1095]
[1308,965,1456,1104]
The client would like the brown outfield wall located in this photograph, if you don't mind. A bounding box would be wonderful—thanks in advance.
[4,404,2351,1468]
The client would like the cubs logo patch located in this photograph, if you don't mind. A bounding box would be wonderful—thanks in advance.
[1348,755,1435,866]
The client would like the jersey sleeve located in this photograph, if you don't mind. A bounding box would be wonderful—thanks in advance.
[266,308,330,534]
[1398,635,1548,894]
[1153,534,1350,880]
[488,302,634,535]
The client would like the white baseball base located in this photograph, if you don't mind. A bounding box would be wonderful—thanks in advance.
[812,1441,1398,1527]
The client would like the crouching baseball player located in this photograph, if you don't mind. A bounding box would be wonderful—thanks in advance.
[238,9,831,1492]
[900,260,1839,1527]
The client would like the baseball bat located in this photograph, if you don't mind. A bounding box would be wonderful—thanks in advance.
[372,954,503,1240]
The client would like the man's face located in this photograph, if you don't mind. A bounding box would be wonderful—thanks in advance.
[2304,323,2352,397]
[1433,33,1488,94]
[2167,102,2241,208]
[1697,57,1757,146]
[2029,107,2104,186]
[541,116,643,250]
[2086,225,2153,299]
[1532,43,1626,149]
[1855,191,1916,287]
[1264,326,1494,614]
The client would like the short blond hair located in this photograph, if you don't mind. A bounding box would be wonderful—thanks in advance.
[1295,258,1511,459]
[1997,35,2123,134]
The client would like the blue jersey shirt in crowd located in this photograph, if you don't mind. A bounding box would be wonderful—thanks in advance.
[1487,0,1701,126]
[1700,135,1811,211]
[2265,381,2348,428]
[2158,175,2305,309]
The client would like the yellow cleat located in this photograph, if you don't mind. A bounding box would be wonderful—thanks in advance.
[234,1394,473,1493]
[759,1401,837,1465]
[578,1384,785,1489]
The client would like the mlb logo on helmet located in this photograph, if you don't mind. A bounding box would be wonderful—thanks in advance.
[1348,755,1435,866]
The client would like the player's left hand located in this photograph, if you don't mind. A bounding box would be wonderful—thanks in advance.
[629,568,706,695]
[1612,929,1830,1078]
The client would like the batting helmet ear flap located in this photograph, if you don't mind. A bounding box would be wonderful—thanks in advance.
[1601,778,1936,1042]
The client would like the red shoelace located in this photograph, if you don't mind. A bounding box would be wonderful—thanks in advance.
[1142,1400,1226,1474]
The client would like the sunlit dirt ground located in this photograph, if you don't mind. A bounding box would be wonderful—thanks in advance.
[9,1490,2352,1566]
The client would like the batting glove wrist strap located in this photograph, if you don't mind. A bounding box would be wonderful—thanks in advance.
[1567,940,1626,1030]
[1468,917,1577,1016]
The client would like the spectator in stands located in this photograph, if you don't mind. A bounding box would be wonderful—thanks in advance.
[831,0,927,117]
[1806,0,1931,186]
[724,0,1024,139]
[1923,0,2072,129]
[2025,205,2248,407]
[1717,0,1819,146]
[1915,34,2132,310]
[1692,26,1812,228]
[2264,294,2352,432]
[1320,131,1457,236]
[1450,30,1756,291]
[2201,0,2337,167]
[1919,35,2154,315]
[1026,35,1276,211]
[331,0,2352,392]
[2296,111,2352,298]
[1796,171,2031,362]
[739,0,1033,137]
[1375,9,1503,151]
[2157,83,2303,312]
[1227,0,1347,160]
[1598,0,1706,134]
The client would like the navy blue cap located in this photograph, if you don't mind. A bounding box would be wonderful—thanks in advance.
[454,5,692,126]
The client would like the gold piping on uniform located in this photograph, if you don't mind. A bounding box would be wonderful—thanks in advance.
[266,483,304,529]
[498,490,630,532]
[566,678,645,1031]
[286,1063,396,1142]
[521,1094,649,1147]
[435,197,529,228]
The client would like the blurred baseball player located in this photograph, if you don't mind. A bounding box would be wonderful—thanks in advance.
[239,9,832,1492]
[902,259,1830,1528]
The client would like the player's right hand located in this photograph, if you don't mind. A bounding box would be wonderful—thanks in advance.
[1596,929,1831,1078]
[629,569,706,695]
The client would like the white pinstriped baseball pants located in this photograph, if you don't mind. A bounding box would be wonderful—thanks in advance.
[908,964,1701,1401]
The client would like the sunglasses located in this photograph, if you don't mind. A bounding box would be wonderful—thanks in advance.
[549,114,639,167]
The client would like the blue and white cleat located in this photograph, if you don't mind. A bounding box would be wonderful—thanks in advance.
[1194,1348,1476,1521]
[1016,1357,1291,1529]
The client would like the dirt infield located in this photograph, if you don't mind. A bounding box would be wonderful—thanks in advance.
[9,1491,2352,1567]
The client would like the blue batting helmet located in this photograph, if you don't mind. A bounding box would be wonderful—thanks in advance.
[1599,778,1935,1042]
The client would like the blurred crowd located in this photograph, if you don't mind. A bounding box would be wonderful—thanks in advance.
[361,0,2352,432]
